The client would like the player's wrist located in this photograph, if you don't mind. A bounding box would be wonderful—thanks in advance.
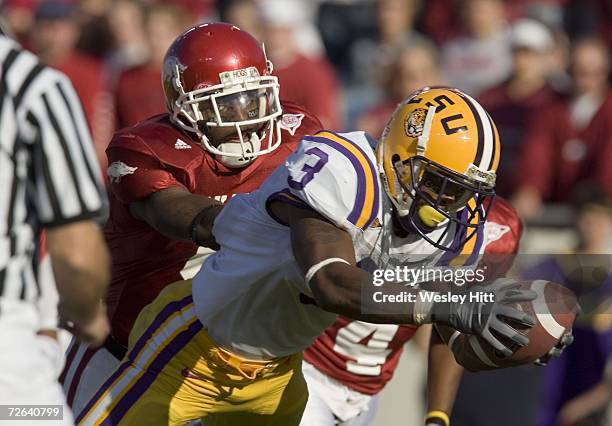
[190,204,222,246]
[413,290,437,325]
[425,410,450,426]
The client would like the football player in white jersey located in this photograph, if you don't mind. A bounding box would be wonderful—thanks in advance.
[77,87,537,426]
[299,196,524,426]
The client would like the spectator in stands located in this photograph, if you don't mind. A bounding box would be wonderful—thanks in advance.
[440,0,512,96]
[168,0,215,23]
[557,354,612,426]
[356,37,442,139]
[30,0,113,171]
[107,0,149,83]
[350,0,424,89]
[523,187,612,426]
[76,0,115,59]
[259,0,341,129]
[512,37,612,219]
[564,0,612,48]
[478,19,559,198]
[114,3,187,129]
[218,0,263,41]
[1,0,37,47]
[315,0,378,82]
[547,25,572,92]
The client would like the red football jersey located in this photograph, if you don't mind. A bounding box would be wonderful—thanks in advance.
[303,197,522,395]
[104,101,322,346]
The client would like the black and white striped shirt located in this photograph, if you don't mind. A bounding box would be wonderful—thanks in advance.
[0,36,106,310]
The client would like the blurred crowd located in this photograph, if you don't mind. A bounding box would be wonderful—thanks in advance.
[1,1,611,425]
[2,0,611,224]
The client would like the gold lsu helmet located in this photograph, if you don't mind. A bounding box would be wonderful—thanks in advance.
[377,86,500,251]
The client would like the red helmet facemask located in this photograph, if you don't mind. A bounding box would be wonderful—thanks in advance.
[163,23,282,168]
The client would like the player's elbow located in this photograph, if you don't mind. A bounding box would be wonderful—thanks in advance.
[310,280,341,312]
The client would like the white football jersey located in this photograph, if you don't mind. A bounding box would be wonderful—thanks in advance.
[192,131,479,359]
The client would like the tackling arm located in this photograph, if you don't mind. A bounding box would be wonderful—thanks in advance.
[130,186,223,249]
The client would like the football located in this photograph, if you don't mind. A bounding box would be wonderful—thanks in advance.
[436,280,579,372]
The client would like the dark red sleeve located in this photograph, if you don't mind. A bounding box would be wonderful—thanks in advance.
[484,197,522,255]
[106,134,187,204]
[596,139,612,196]
[514,108,556,198]
[481,197,523,278]
[594,101,612,196]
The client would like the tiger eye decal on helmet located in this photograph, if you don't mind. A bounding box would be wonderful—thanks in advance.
[377,86,501,252]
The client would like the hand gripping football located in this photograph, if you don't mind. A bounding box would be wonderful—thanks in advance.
[436,280,578,371]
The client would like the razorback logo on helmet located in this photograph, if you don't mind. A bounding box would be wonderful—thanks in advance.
[107,161,138,183]
[279,113,305,136]
[404,108,427,137]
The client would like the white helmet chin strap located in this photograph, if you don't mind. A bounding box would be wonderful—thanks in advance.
[416,106,437,154]
[380,105,437,217]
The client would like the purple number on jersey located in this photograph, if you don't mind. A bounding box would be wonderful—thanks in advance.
[287,147,329,190]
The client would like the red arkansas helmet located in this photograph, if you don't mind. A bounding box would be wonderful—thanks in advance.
[162,22,282,167]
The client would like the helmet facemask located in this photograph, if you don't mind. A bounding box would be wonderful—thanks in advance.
[171,64,282,168]
[390,155,496,252]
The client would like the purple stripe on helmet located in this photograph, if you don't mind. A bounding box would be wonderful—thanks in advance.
[437,209,470,266]
[101,319,204,426]
[466,208,486,266]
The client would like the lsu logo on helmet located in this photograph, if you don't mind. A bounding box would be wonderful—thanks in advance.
[377,86,501,251]
[404,108,428,138]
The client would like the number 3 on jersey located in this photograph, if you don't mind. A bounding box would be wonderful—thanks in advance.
[333,321,399,376]
[287,147,329,190]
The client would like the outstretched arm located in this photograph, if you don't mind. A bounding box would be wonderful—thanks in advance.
[277,201,537,356]
[285,202,420,322]
[425,329,463,426]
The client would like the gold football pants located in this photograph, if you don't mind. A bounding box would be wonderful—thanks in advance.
[77,279,307,425]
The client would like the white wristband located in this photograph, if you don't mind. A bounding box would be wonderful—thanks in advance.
[413,290,437,325]
[305,258,350,289]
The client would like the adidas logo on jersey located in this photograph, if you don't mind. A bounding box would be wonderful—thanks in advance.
[174,139,192,150]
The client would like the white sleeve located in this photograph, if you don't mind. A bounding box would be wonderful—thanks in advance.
[21,66,107,227]
[285,131,381,232]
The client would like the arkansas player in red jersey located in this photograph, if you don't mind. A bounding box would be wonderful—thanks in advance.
[300,197,523,426]
[60,23,322,417]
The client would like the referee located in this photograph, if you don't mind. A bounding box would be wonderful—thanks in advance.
[0,30,110,424]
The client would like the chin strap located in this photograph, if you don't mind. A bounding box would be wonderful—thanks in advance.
[416,105,437,155]
[215,132,262,168]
